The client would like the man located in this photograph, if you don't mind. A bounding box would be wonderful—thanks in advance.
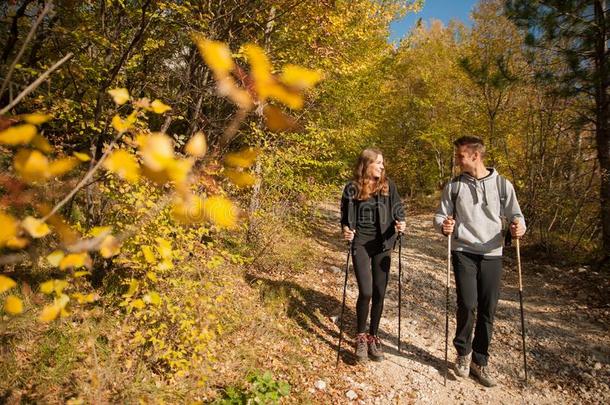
[433,136,526,387]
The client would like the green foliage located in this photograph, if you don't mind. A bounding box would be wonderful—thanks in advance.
[215,371,291,405]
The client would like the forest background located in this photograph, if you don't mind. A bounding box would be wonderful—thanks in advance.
[0,0,608,403]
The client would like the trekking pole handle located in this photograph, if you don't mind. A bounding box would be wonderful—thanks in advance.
[444,215,454,236]
[512,219,524,290]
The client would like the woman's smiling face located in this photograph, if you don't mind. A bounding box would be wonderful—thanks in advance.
[368,154,384,179]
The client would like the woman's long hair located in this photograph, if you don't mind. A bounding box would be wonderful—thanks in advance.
[352,148,389,200]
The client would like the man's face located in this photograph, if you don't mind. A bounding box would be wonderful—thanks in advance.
[455,145,478,173]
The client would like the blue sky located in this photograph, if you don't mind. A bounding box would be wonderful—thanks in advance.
[389,0,479,42]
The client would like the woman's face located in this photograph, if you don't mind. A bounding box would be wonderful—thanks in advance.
[368,154,384,179]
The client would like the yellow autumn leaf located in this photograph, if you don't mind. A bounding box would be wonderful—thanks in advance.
[280,65,323,90]
[31,134,52,153]
[103,149,140,183]
[242,44,273,90]
[216,75,254,110]
[56,293,70,309]
[136,133,174,172]
[39,280,55,295]
[143,292,161,306]
[0,275,17,293]
[22,216,51,238]
[140,165,170,184]
[59,252,91,270]
[13,149,49,182]
[131,299,145,310]
[0,124,37,145]
[48,157,79,177]
[171,194,205,223]
[185,132,207,157]
[22,113,52,125]
[73,152,90,162]
[4,295,23,315]
[111,111,137,132]
[224,168,256,187]
[142,245,156,264]
[201,196,238,229]
[146,271,158,282]
[158,259,174,271]
[155,238,172,259]
[166,158,193,184]
[0,212,18,248]
[108,88,130,105]
[5,237,28,249]
[40,279,68,295]
[224,147,260,168]
[265,83,303,109]
[99,235,120,258]
[47,250,65,267]
[123,279,138,298]
[39,304,60,322]
[193,35,235,75]
[90,226,112,237]
[150,99,171,114]
[72,292,96,304]
[263,105,297,133]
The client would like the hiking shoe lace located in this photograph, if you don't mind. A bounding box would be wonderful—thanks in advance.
[470,362,497,387]
[367,335,384,361]
[454,352,471,378]
[355,333,368,363]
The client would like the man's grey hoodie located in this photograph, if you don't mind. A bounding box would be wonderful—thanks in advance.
[433,168,526,256]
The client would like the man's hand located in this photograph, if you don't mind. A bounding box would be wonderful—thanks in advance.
[510,219,525,239]
[342,226,355,241]
[442,216,455,236]
[395,220,406,234]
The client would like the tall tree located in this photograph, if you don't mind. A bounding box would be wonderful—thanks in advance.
[505,0,610,265]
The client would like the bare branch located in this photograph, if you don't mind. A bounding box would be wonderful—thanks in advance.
[0,52,73,115]
[0,1,53,100]
[42,127,125,221]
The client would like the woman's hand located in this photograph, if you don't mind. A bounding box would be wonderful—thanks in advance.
[342,226,355,241]
[395,220,406,234]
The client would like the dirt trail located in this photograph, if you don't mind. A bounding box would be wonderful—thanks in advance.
[300,202,610,404]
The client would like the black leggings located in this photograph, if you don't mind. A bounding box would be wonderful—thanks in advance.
[352,239,391,335]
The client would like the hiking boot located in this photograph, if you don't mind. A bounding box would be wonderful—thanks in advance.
[367,335,384,361]
[355,333,368,363]
[454,352,471,377]
[470,362,497,387]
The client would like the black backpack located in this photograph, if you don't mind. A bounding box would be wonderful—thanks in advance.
[450,173,512,246]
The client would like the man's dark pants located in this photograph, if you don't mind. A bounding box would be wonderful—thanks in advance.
[452,251,503,366]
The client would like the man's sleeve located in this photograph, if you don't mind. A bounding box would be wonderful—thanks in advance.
[505,180,526,230]
[433,183,453,234]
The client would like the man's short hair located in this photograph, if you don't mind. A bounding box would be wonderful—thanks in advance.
[454,136,486,156]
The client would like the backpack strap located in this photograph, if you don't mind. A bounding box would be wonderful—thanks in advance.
[496,174,507,216]
[496,174,512,246]
[450,174,462,219]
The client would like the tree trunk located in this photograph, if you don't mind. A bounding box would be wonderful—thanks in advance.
[594,0,609,265]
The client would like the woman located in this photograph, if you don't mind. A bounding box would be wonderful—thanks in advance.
[340,148,406,362]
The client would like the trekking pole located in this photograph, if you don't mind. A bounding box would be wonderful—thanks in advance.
[398,232,403,353]
[444,216,453,387]
[514,226,528,384]
[336,237,352,366]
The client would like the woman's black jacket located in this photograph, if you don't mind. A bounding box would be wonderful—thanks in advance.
[340,179,406,251]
